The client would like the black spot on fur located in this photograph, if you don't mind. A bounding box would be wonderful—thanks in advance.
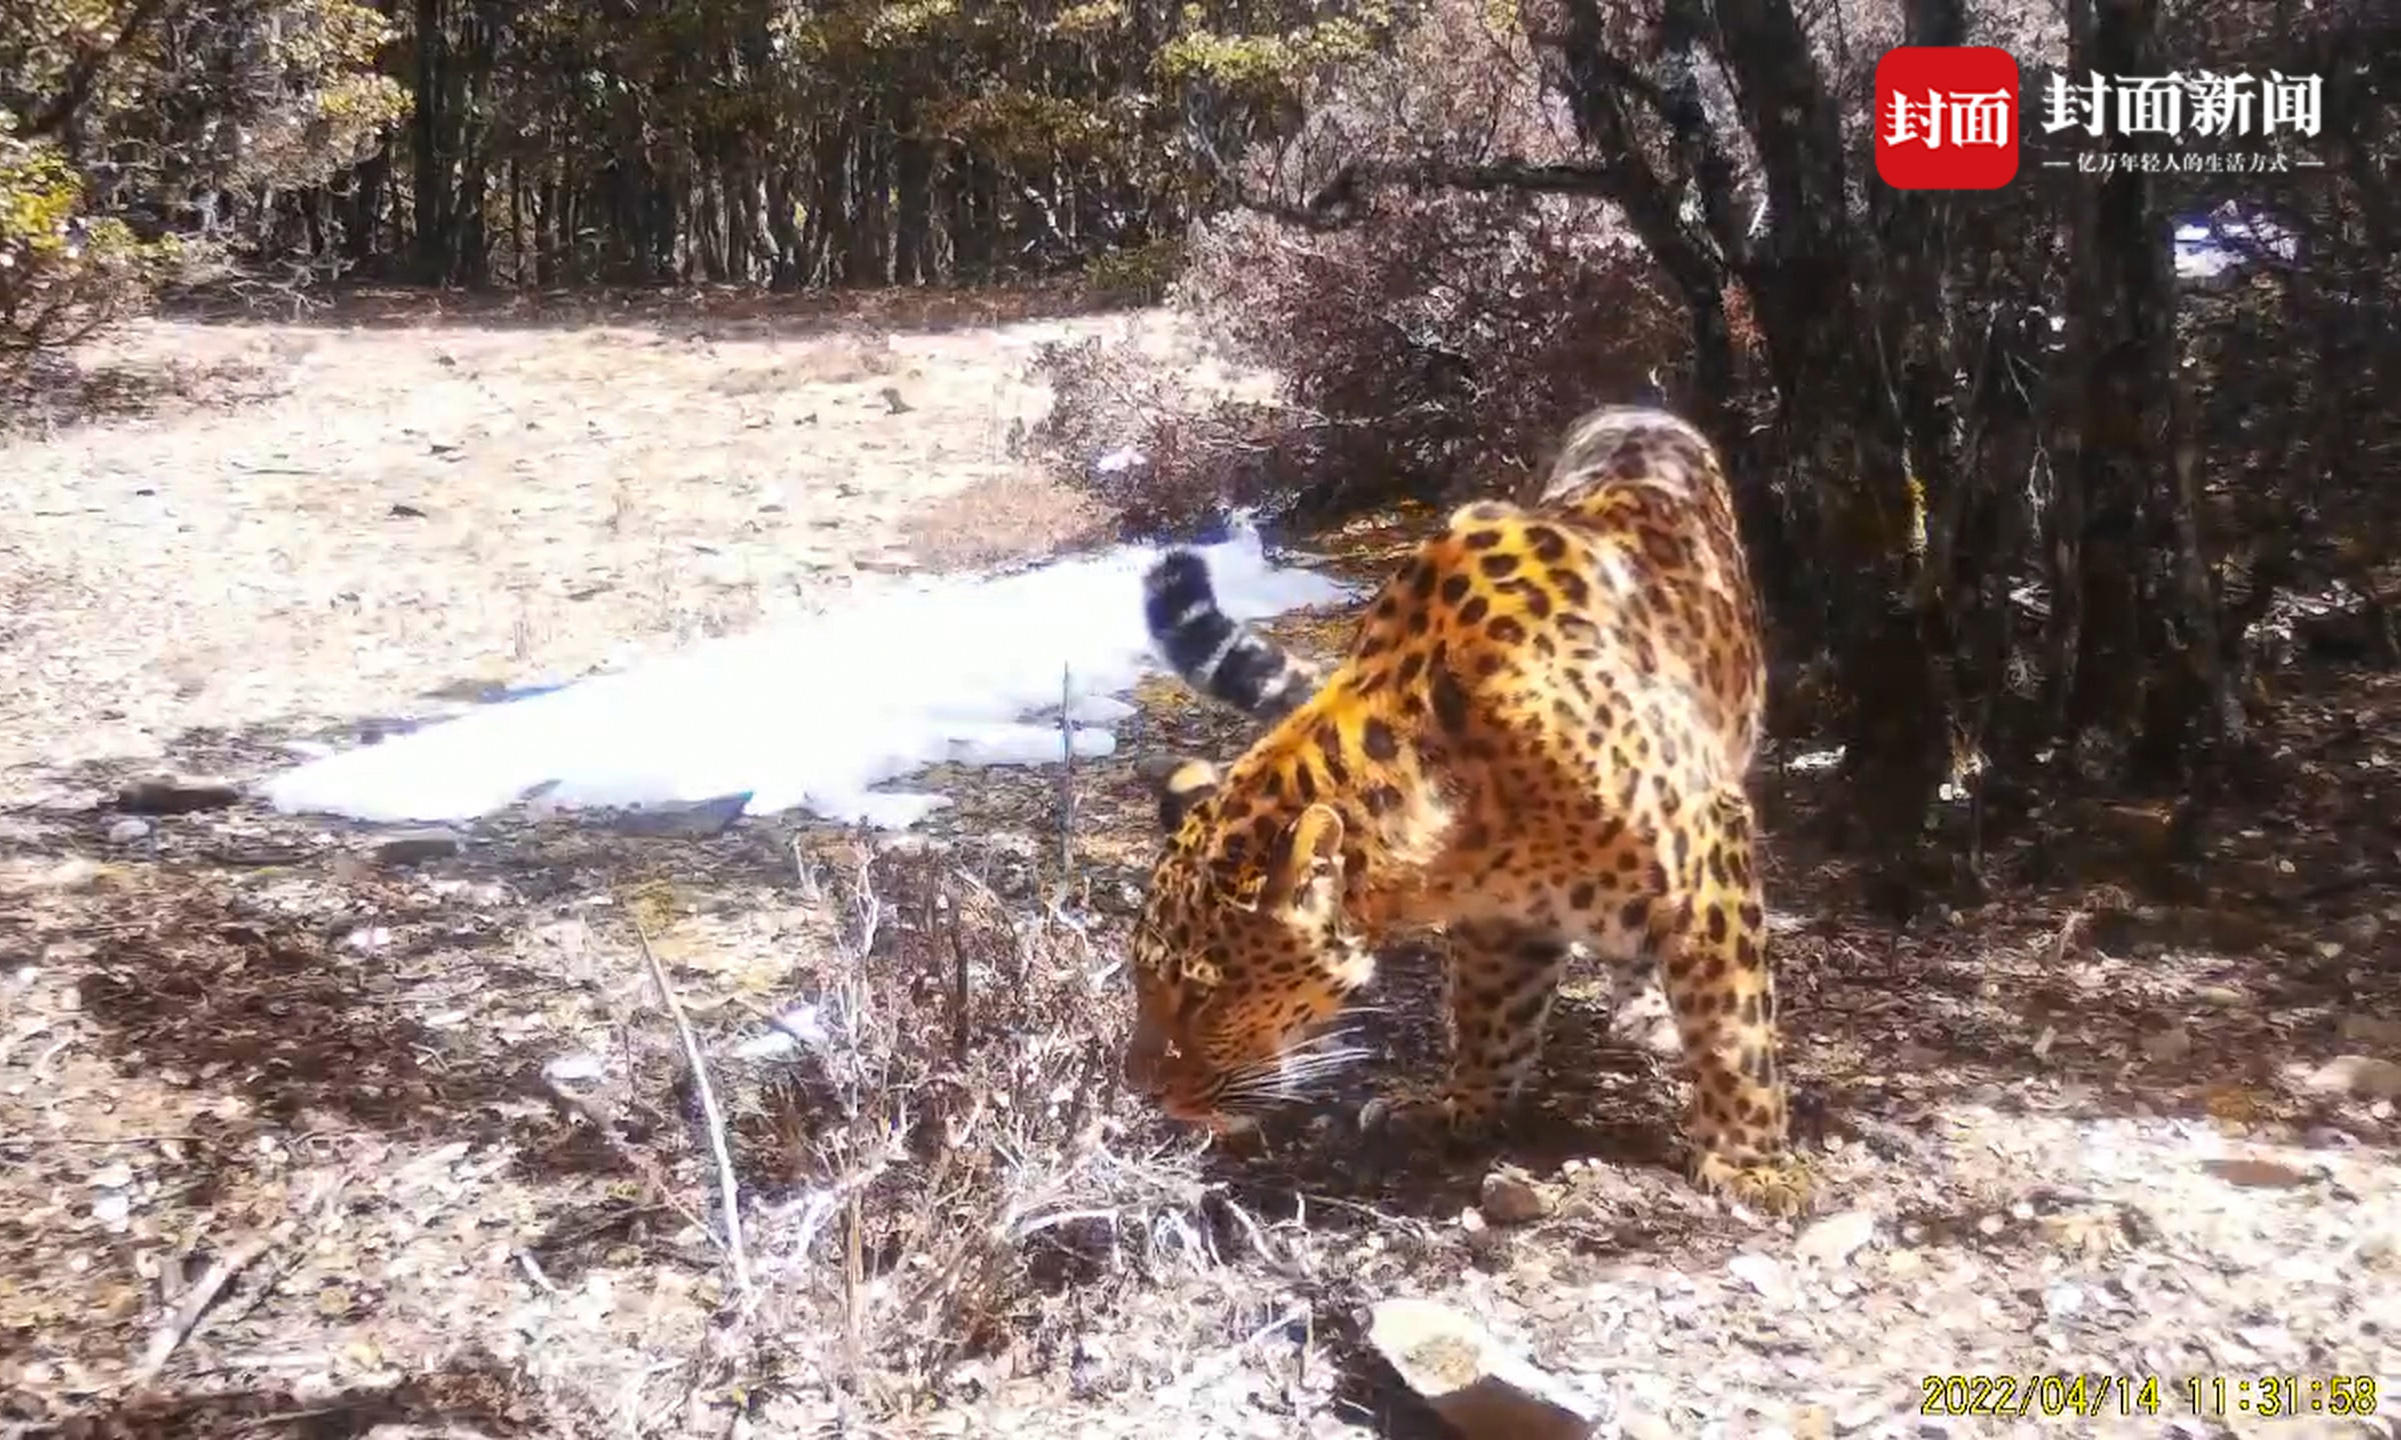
[1431,665,1470,734]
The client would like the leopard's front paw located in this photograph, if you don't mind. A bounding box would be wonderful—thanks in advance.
[1688,1148,1814,1217]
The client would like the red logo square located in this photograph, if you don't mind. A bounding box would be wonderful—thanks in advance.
[1874,46,2022,190]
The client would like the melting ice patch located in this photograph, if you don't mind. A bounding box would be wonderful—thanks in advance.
[261,521,1355,830]
[2174,205,2296,286]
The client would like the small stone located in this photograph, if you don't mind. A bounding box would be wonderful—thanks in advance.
[544,1053,608,1084]
[1834,1396,1887,1432]
[105,817,152,844]
[2338,1014,2401,1049]
[114,775,241,815]
[2349,1226,2399,1268]
[1365,1297,1597,1440]
[374,828,464,865]
[603,791,752,838]
[1726,1251,1788,1301]
[1794,1208,1878,1266]
[2201,1156,2313,1189]
[1620,1409,1678,1440]
[2304,1055,2401,1100]
[1480,1167,1552,1225]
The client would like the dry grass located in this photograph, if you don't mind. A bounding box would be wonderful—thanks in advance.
[695,840,1244,1413]
[899,470,1115,571]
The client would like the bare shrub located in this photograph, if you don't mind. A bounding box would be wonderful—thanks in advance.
[1032,0,1694,535]
[1081,236,1187,309]
[696,840,1283,1415]
[1026,332,1333,540]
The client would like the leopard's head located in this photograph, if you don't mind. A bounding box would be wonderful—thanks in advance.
[1122,756,1371,1125]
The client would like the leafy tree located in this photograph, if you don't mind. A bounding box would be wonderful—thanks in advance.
[0,0,404,358]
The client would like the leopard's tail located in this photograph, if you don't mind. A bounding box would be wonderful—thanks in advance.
[1143,549,1322,721]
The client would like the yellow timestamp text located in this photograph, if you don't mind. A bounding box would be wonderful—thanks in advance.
[2186,1375,2380,1419]
[1919,1372,2380,1420]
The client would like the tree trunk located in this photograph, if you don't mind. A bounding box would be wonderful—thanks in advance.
[849,119,889,286]
[2057,0,2228,800]
[410,0,452,283]
[813,122,853,285]
[895,132,933,285]
[766,165,802,290]
[347,135,391,268]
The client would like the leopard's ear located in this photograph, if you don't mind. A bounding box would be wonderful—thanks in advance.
[1142,755,1220,833]
[1259,802,1345,919]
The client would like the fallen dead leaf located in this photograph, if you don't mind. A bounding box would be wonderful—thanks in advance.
[2201,1156,2315,1189]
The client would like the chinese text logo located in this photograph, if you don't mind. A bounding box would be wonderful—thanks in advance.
[1875,46,2022,190]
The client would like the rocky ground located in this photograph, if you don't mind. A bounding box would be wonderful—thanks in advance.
[2,291,2396,1439]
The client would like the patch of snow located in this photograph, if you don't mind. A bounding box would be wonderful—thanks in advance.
[732,1004,831,1060]
[261,520,1354,829]
[543,1052,608,1084]
[2173,204,2297,287]
[1091,445,1148,475]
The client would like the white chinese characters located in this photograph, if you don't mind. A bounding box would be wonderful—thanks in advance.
[1882,88,2016,148]
[2040,70,2322,139]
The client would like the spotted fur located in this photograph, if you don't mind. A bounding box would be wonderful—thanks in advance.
[1124,405,1806,1214]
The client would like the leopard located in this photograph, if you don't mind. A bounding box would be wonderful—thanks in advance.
[1121,403,1807,1214]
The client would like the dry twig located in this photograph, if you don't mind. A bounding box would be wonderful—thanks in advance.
[1058,663,1079,881]
[632,917,753,1297]
[129,1165,355,1385]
